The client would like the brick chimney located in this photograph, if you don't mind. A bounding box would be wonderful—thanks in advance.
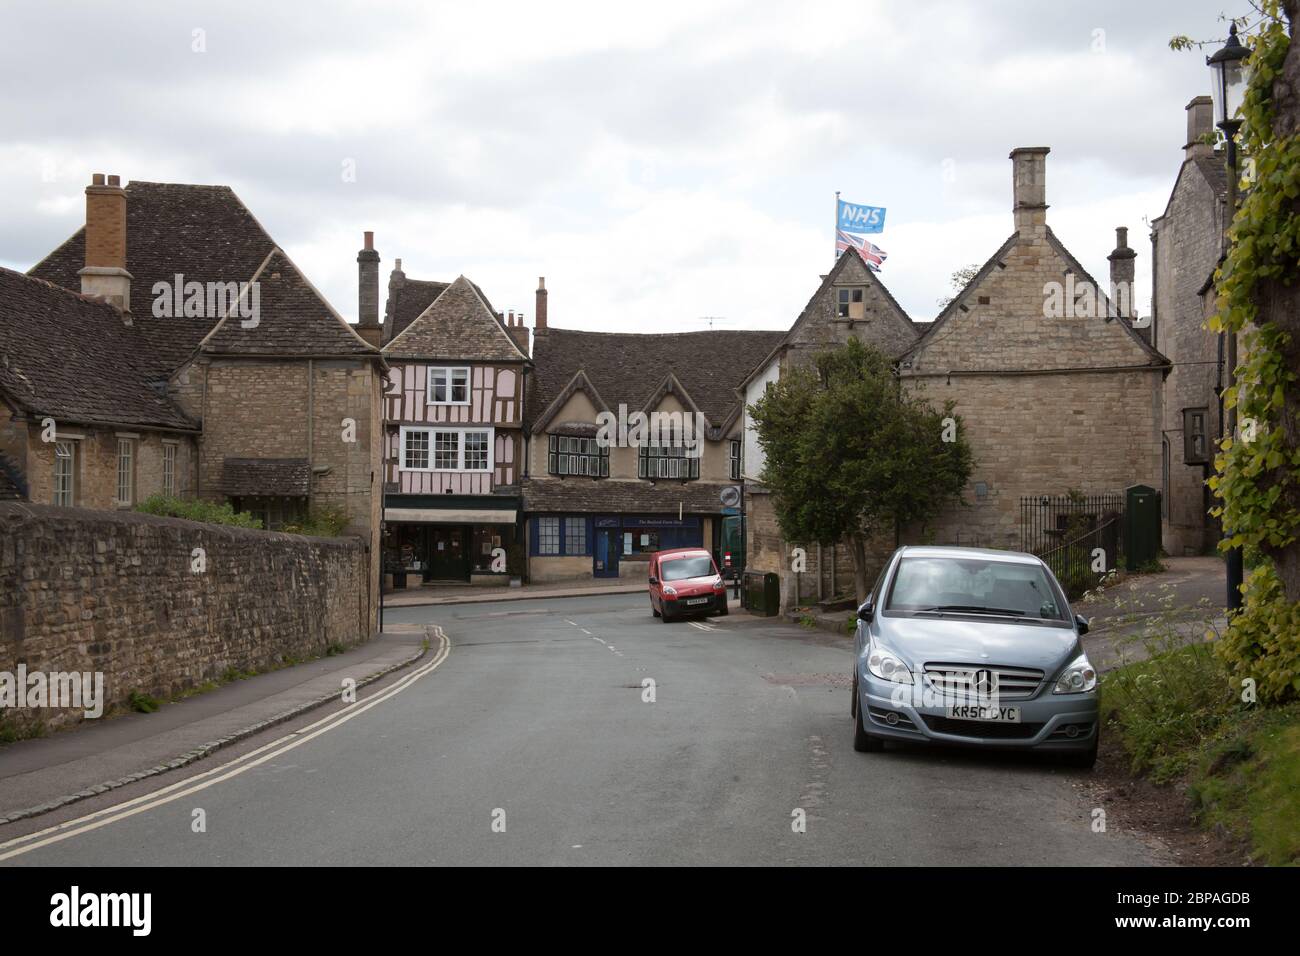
[1185,95,1214,159]
[1010,147,1050,239]
[535,276,548,330]
[355,231,382,347]
[505,310,530,357]
[1107,226,1137,322]
[79,173,133,313]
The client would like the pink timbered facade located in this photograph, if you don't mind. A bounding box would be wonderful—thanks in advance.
[380,274,530,584]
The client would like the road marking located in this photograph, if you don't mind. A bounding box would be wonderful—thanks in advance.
[580,628,592,635]
[688,621,717,632]
[591,636,607,645]
[0,628,452,862]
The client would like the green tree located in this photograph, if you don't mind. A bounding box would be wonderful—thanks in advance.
[748,338,974,602]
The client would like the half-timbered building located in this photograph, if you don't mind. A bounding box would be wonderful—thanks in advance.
[381,273,530,584]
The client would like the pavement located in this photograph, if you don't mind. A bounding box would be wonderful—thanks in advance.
[0,628,428,824]
[0,591,1167,866]
[382,577,644,607]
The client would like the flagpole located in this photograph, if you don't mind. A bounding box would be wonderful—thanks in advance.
[834,190,840,262]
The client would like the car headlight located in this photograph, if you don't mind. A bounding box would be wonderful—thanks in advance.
[866,642,913,684]
[662,585,677,596]
[1053,653,1097,694]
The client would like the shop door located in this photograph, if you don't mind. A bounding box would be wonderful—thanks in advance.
[429,526,471,581]
[593,528,621,578]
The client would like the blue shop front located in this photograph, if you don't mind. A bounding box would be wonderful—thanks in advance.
[526,513,707,582]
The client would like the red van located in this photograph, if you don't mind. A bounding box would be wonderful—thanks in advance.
[648,548,728,622]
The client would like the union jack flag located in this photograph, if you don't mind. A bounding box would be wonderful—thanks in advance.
[835,229,887,271]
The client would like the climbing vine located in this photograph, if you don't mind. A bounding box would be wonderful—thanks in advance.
[1204,1,1300,702]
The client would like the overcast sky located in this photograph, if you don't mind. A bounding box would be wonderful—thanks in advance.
[0,1,1239,333]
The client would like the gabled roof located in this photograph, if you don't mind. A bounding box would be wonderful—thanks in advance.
[737,249,919,392]
[383,275,527,362]
[0,267,197,431]
[380,270,500,346]
[1154,150,1228,226]
[197,248,377,356]
[900,228,1168,367]
[526,327,786,434]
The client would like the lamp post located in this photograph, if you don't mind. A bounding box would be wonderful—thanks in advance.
[1208,23,1249,611]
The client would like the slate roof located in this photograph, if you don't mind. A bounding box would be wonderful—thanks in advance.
[526,328,787,433]
[221,458,311,497]
[383,275,527,362]
[0,267,198,430]
[28,180,376,368]
[899,228,1169,367]
[382,275,449,345]
[1192,153,1229,202]
[198,248,377,356]
[521,477,735,514]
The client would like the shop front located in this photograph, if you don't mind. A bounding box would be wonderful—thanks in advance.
[527,512,709,583]
[382,497,519,587]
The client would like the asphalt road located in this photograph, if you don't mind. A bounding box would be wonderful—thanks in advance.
[0,594,1166,866]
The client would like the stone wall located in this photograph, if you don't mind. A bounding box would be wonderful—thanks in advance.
[1153,156,1225,555]
[0,502,370,731]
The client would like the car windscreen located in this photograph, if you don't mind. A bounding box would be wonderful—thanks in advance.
[661,556,714,581]
[885,556,1066,621]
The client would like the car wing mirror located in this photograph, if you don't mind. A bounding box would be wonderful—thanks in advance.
[649,576,659,585]
[857,601,874,622]
[1075,613,1089,635]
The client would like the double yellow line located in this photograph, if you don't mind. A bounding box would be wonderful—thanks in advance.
[0,628,451,863]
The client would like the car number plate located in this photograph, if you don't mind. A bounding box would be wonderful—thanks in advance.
[685,597,709,605]
[946,704,1021,723]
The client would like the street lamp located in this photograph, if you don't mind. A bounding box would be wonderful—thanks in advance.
[1208,23,1250,612]
[1208,23,1249,135]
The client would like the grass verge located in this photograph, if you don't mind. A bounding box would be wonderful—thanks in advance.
[1100,615,1300,865]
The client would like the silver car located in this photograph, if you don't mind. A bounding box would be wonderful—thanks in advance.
[852,546,1098,768]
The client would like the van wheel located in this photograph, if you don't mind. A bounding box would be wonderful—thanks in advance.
[652,604,660,618]
[853,704,882,753]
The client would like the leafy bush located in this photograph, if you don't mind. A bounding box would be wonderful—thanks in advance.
[136,494,262,529]
[129,691,160,713]
[281,505,350,537]
[1216,561,1300,705]
[1101,617,1241,782]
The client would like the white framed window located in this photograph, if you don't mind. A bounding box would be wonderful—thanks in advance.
[400,426,494,472]
[53,440,76,506]
[162,442,177,497]
[427,366,471,405]
[116,439,135,506]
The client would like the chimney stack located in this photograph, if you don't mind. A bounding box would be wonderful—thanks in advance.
[1010,147,1050,239]
[506,309,530,357]
[1185,95,1214,159]
[1108,226,1137,322]
[535,277,548,330]
[355,231,382,347]
[79,173,132,312]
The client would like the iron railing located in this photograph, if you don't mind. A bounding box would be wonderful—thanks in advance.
[1020,494,1125,598]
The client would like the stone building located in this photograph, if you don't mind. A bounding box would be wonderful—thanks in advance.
[12,174,387,629]
[738,247,919,604]
[898,147,1170,550]
[523,282,783,583]
[1151,96,1230,556]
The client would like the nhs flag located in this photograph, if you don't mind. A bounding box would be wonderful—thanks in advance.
[837,199,886,234]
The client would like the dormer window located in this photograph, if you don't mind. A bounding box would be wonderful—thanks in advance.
[836,287,866,320]
[428,366,470,405]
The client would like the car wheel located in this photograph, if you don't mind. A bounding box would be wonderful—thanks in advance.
[661,607,673,623]
[652,602,660,618]
[1063,731,1099,770]
[716,602,729,617]
[850,675,858,717]
[853,702,882,753]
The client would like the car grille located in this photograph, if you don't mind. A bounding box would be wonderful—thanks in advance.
[923,663,1045,701]
[921,716,1043,739]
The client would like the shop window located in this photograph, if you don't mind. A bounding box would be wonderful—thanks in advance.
[565,517,588,555]
[536,517,561,555]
